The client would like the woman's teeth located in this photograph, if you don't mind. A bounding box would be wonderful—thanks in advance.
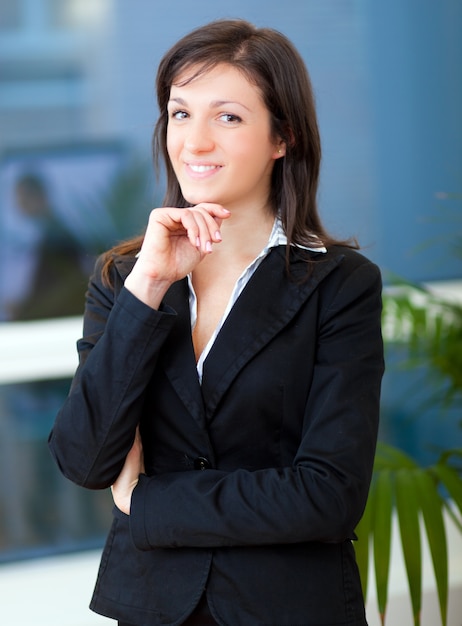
[189,164,218,173]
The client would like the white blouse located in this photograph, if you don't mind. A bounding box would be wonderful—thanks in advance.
[188,218,326,381]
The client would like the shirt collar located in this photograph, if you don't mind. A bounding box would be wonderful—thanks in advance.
[266,217,327,254]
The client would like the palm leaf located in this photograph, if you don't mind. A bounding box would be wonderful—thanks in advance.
[415,470,448,625]
[382,282,462,405]
[432,463,462,521]
[395,469,422,626]
[355,495,372,599]
[372,469,393,622]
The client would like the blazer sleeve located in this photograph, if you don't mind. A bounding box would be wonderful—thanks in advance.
[48,256,177,488]
[129,255,384,549]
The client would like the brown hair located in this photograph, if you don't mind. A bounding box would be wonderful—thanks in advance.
[101,19,356,284]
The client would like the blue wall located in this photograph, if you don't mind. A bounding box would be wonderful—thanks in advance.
[363,0,462,281]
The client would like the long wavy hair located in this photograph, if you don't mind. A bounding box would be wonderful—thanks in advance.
[101,19,356,284]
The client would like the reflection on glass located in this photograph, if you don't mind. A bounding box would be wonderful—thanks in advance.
[48,0,110,30]
[3,172,88,321]
[380,345,461,467]
[0,379,112,562]
[0,143,128,322]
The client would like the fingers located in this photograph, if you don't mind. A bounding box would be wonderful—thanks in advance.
[180,204,230,253]
[130,203,231,292]
[134,426,145,474]
[181,209,215,253]
[195,203,231,246]
[152,203,230,254]
[110,429,144,515]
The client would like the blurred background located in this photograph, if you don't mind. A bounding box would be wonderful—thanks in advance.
[0,0,460,623]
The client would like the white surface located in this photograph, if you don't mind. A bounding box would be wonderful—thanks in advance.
[0,316,81,384]
[0,551,110,626]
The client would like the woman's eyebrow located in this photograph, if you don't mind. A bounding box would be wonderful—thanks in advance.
[210,99,251,112]
[168,97,187,106]
[168,96,250,112]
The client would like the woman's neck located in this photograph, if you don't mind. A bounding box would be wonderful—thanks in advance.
[215,204,275,261]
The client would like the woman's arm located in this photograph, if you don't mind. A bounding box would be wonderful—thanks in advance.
[48,258,177,489]
[49,203,230,489]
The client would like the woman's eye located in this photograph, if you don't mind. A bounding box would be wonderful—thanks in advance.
[170,110,188,120]
[219,113,242,124]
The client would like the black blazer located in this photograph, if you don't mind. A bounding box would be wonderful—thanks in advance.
[49,244,384,626]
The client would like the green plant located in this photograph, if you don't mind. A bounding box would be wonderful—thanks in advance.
[355,269,462,626]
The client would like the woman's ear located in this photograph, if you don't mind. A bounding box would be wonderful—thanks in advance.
[273,142,286,159]
[272,125,294,158]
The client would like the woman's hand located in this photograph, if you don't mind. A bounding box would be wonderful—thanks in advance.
[124,203,230,309]
[111,427,145,515]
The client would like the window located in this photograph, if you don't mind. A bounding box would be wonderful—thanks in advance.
[47,0,110,30]
[0,0,22,31]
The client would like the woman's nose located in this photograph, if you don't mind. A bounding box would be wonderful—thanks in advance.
[184,121,214,153]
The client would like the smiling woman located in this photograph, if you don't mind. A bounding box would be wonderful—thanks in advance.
[166,64,284,211]
[48,18,384,626]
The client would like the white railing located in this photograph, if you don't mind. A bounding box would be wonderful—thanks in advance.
[0,315,82,384]
[1,280,460,386]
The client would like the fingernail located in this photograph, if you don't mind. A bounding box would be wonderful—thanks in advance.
[215,230,222,241]
[196,236,201,248]
[222,208,231,214]
[206,241,213,252]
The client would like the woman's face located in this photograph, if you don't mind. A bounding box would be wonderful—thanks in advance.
[166,63,284,213]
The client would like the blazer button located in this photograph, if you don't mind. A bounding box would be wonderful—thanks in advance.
[194,456,211,470]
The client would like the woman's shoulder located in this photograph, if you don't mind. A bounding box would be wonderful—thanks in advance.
[324,244,381,274]
[318,245,382,303]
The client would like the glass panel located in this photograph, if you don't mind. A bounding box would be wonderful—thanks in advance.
[0,143,131,322]
[380,345,461,467]
[47,0,109,30]
[0,0,22,30]
[0,378,112,562]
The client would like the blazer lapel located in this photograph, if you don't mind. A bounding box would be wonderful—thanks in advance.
[161,279,206,428]
[200,246,344,419]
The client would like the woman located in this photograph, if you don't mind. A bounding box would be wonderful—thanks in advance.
[49,19,384,626]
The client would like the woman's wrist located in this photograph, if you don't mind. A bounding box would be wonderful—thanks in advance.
[124,270,171,310]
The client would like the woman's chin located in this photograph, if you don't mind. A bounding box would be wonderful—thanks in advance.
[180,185,222,207]
[183,194,220,206]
